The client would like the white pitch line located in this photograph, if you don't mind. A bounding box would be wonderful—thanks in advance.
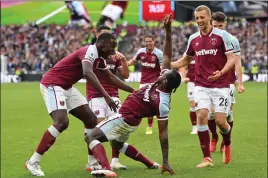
[35,5,67,25]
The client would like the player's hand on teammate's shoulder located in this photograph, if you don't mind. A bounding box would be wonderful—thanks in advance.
[161,162,175,175]
[237,83,245,93]
[184,77,190,83]
[104,95,118,112]
[208,70,222,81]
[163,14,172,29]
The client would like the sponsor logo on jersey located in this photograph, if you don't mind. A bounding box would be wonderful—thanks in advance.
[141,62,156,68]
[195,49,218,56]
[143,84,152,102]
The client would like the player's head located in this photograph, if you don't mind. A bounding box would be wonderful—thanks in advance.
[212,12,227,30]
[144,35,155,51]
[96,25,112,38]
[194,5,212,31]
[157,69,181,93]
[96,33,117,57]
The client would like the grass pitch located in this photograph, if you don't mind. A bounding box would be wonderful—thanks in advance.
[1,1,140,25]
[1,82,267,178]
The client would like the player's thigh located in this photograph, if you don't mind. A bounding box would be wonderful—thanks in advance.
[69,104,98,128]
[194,86,212,111]
[65,87,88,113]
[106,97,121,119]
[211,88,229,114]
[187,82,195,102]
[40,84,68,114]
[101,4,123,21]
[88,97,106,119]
[96,116,137,142]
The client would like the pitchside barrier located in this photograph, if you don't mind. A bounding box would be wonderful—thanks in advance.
[1,72,267,83]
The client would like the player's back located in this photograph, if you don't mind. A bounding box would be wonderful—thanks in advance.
[41,46,89,89]
[86,57,121,100]
[119,84,170,126]
[136,47,163,84]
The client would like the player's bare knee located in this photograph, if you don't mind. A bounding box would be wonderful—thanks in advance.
[197,109,208,124]
[190,101,195,108]
[55,118,69,132]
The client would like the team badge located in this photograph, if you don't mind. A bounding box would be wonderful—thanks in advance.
[210,38,217,46]
[60,101,65,106]
[94,110,100,116]
[196,42,199,46]
[151,94,158,100]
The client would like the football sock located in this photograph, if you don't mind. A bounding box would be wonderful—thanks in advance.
[84,128,93,157]
[112,148,120,159]
[148,117,153,127]
[89,140,111,170]
[190,107,197,126]
[220,124,231,146]
[197,125,211,158]
[208,112,218,140]
[30,124,60,163]
[120,143,154,168]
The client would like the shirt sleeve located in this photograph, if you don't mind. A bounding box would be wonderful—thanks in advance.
[133,48,142,61]
[84,45,98,64]
[156,49,163,65]
[184,36,195,57]
[157,93,171,121]
[222,31,234,54]
[231,37,241,56]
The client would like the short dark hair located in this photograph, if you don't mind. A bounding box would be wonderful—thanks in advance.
[167,70,181,93]
[212,12,227,22]
[97,32,116,42]
[144,34,155,41]
[96,25,111,33]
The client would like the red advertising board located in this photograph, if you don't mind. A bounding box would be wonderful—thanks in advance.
[141,1,174,21]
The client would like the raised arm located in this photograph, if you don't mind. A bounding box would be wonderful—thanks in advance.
[161,14,172,70]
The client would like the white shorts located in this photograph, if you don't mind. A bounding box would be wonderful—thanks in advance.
[96,116,138,142]
[139,83,151,89]
[88,97,121,119]
[187,82,195,101]
[194,86,229,113]
[101,4,123,21]
[229,84,236,104]
[40,84,88,114]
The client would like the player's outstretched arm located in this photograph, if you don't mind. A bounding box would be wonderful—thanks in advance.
[82,61,117,112]
[162,14,172,70]
[171,55,192,69]
[127,58,136,66]
[234,54,245,93]
[103,69,134,93]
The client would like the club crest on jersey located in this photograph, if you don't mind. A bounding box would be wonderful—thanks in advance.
[140,56,145,60]
[210,38,217,46]
[150,94,158,100]
[196,42,199,46]
[94,110,100,116]
[60,101,65,106]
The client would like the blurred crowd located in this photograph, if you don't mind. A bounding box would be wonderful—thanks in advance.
[1,19,267,75]
[1,24,92,74]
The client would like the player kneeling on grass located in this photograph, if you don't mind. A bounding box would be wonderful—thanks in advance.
[85,14,178,178]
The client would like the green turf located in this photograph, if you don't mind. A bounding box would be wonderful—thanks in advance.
[1,1,139,25]
[1,82,267,178]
